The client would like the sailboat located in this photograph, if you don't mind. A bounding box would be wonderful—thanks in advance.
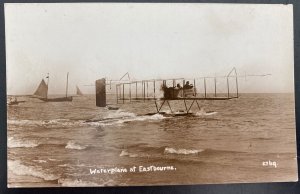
[76,85,83,96]
[34,73,73,102]
[7,96,26,106]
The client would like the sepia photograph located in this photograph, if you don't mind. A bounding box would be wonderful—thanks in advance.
[5,3,297,187]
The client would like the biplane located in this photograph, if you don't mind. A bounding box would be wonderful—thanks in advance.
[94,68,243,115]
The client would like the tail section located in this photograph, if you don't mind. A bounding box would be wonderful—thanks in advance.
[95,78,106,107]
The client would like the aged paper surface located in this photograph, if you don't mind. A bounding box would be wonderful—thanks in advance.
[5,3,297,187]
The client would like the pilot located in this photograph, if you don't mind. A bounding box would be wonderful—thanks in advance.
[183,81,193,89]
[176,83,182,89]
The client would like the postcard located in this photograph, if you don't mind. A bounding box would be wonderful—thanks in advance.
[5,3,297,187]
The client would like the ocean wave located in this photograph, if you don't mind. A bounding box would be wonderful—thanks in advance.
[105,110,136,119]
[119,150,138,158]
[8,137,39,148]
[164,147,205,155]
[8,119,74,127]
[32,159,47,163]
[65,141,87,150]
[84,120,118,127]
[195,108,218,116]
[119,146,206,162]
[8,112,165,129]
[42,119,70,125]
[102,110,165,124]
[86,112,165,127]
[58,164,68,167]
[8,160,59,181]
[58,178,116,187]
[48,158,62,162]
[117,113,165,124]
[58,178,100,187]
[8,119,42,126]
[8,118,113,128]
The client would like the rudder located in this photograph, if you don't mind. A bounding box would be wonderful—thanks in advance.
[96,78,106,107]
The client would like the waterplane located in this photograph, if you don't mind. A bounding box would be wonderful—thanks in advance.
[93,68,243,115]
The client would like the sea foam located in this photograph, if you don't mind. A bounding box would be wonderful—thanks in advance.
[105,110,136,119]
[164,147,204,155]
[65,141,87,150]
[8,160,59,181]
[119,150,138,158]
[87,112,165,127]
[116,113,165,124]
[32,159,47,163]
[8,119,42,126]
[195,108,218,116]
[8,137,39,148]
[58,178,100,187]
[9,111,165,130]
[58,178,116,187]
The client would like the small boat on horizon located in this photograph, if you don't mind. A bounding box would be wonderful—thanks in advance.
[76,85,84,96]
[33,73,73,102]
[7,96,25,106]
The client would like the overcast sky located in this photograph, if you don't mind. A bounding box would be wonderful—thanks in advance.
[5,3,294,95]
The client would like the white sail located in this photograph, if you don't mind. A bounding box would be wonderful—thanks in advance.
[34,79,48,98]
[76,86,83,96]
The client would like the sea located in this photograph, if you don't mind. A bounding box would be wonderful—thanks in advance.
[7,93,298,187]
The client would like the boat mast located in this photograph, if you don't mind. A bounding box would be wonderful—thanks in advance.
[46,73,49,99]
[66,72,69,97]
